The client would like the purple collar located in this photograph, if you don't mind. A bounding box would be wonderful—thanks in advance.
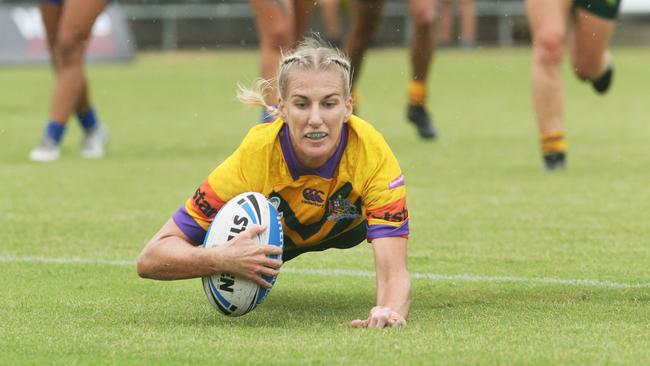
[279,123,349,180]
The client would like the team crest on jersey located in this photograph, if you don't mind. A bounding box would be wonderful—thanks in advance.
[327,195,360,221]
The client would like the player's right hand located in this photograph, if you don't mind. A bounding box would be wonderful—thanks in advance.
[212,225,283,288]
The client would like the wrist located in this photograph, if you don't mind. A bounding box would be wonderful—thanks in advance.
[200,245,227,275]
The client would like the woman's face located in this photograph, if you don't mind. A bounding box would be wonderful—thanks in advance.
[278,69,352,169]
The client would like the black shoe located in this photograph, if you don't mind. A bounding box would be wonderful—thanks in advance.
[407,105,437,139]
[543,152,566,171]
[592,65,613,95]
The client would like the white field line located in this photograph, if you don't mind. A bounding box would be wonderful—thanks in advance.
[1,254,649,289]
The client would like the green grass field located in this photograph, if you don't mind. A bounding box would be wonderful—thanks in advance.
[2,47,650,365]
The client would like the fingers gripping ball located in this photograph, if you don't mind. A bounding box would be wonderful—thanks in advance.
[202,192,284,316]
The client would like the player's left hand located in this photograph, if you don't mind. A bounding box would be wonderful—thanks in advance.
[350,306,406,328]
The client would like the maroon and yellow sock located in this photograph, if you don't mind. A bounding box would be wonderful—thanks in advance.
[407,80,427,106]
[540,131,567,156]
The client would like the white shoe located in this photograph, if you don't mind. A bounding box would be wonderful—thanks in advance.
[81,125,109,159]
[29,137,60,162]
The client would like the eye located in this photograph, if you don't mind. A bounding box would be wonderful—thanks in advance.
[323,99,338,108]
[293,100,308,109]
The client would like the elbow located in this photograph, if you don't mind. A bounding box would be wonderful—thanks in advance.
[136,251,155,279]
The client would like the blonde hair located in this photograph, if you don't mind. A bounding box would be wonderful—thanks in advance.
[236,37,352,118]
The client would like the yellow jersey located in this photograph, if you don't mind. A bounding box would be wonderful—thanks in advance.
[173,115,409,261]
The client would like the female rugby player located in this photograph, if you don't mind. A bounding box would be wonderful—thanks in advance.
[138,39,411,328]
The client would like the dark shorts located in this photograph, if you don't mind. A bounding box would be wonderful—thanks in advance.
[39,0,63,3]
[574,0,621,20]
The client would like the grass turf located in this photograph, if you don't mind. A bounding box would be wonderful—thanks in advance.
[1,47,649,365]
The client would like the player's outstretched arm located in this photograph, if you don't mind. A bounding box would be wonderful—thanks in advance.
[137,219,282,287]
[350,236,411,328]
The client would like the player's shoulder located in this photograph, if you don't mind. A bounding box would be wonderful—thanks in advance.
[347,115,394,158]
[239,120,283,154]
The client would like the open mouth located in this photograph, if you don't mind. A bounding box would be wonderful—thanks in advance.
[305,132,328,140]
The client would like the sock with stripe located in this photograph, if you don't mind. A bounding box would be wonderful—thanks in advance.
[540,131,567,170]
[407,80,427,106]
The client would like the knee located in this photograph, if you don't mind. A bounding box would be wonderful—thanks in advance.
[411,12,435,33]
[54,31,87,67]
[533,31,565,67]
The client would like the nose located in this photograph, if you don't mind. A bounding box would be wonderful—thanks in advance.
[307,103,323,128]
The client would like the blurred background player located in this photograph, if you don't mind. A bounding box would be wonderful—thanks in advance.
[437,0,477,49]
[344,0,438,139]
[526,0,620,170]
[320,0,344,48]
[251,0,316,122]
[29,0,109,162]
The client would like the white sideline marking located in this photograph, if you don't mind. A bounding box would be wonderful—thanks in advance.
[1,254,649,289]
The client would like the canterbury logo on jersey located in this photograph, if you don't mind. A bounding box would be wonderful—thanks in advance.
[302,188,325,206]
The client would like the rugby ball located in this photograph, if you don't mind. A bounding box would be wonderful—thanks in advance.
[201,192,283,316]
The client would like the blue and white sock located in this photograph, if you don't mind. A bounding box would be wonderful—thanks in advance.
[77,108,99,131]
[45,121,66,144]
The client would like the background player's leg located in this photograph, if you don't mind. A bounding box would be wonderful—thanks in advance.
[570,8,616,94]
[251,0,295,115]
[526,0,572,170]
[458,0,476,49]
[30,0,108,162]
[406,0,437,139]
[436,0,453,47]
[320,0,343,47]
[343,0,384,111]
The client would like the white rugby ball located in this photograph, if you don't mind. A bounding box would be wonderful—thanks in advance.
[201,192,283,316]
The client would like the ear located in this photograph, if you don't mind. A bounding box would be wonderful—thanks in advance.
[344,95,353,121]
[277,98,287,120]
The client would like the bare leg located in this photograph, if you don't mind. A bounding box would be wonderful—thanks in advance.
[526,0,571,135]
[407,0,436,82]
[458,0,476,47]
[570,8,615,81]
[39,1,92,120]
[526,0,572,169]
[405,0,437,139]
[251,0,294,104]
[49,0,107,123]
[343,0,384,89]
[293,0,316,46]
[437,0,453,45]
[320,0,343,44]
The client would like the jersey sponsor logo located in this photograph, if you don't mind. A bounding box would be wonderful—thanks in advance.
[388,173,405,190]
[193,188,218,218]
[327,195,360,221]
[302,188,325,207]
[368,207,409,223]
[367,197,409,223]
